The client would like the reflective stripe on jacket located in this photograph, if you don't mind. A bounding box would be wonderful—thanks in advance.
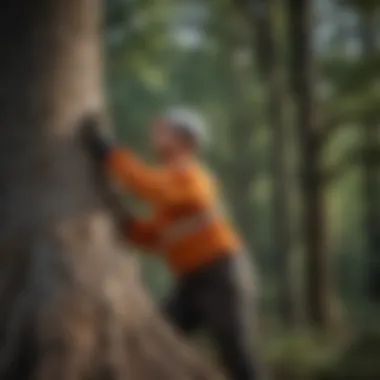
[159,207,221,247]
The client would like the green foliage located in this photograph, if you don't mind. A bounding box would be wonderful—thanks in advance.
[268,333,339,380]
[264,329,380,379]
[338,0,380,12]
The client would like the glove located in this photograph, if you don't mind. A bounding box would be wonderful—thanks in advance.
[118,210,135,232]
[80,113,114,162]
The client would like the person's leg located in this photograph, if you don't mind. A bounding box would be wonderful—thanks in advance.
[162,281,200,336]
[197,256,262,380]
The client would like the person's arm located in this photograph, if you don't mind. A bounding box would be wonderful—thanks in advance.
[106,148,200,205]
[81,121,202,205]
[121,217,159,252]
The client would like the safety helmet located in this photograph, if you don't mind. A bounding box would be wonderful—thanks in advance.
[163,107,209,150]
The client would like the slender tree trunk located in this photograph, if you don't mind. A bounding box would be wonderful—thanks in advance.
[288,0,334,328]
[257,0,299,327]
[234,0,298,325]
[0,1,221,379]
[224,15,256,250]
[359,10,380,302]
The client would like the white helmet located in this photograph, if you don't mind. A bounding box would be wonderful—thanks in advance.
[163,107,209,149]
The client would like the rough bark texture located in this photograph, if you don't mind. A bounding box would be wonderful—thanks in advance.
[288,0,334,328]
[0,1,221,379]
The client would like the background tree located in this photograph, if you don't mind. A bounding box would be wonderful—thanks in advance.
[287,0,335,328]
[356,2,380,302]
[222,6,257,250]
[233,0,299,326]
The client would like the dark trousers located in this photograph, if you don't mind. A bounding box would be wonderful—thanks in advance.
[163,254,261,380]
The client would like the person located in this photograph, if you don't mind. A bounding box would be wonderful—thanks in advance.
[83,108,262,380]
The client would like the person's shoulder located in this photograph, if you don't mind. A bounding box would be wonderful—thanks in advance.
[166,160,208,183]
[181,160,212,177]
[187,162,220,194]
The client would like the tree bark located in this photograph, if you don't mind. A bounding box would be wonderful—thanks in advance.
[288,0,334,328]
[359,9,380,302]
[0,1,221,379]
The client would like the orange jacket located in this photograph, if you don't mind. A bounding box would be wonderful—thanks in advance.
[106,148,242,276]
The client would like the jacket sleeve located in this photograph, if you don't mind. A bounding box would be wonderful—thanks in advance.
[106,148,202,205]
[125,219,159,251]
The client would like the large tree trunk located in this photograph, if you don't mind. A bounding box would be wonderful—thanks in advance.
[0,1,221,379]
[359,9,380,302]
[288,0,334,328]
